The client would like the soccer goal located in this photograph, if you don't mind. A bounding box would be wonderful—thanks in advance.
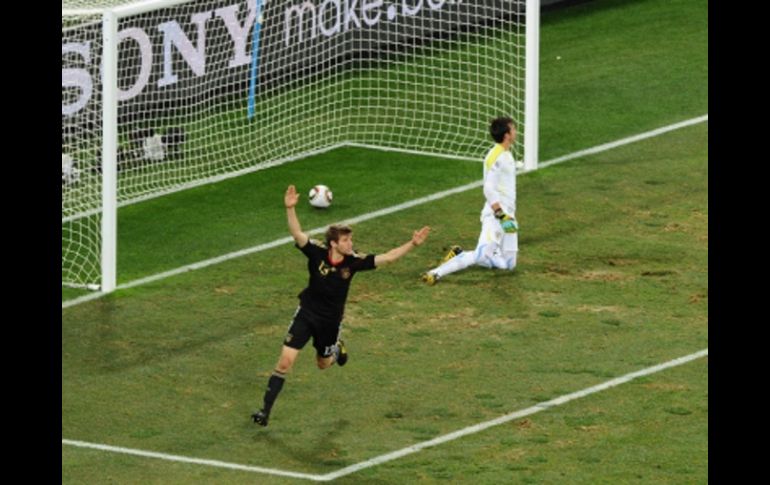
[62,0,540,293]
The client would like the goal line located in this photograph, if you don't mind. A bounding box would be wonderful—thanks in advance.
[62,114,708,309]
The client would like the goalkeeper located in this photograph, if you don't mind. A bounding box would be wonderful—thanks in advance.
[252,185,431,427]
[422,117,519,284]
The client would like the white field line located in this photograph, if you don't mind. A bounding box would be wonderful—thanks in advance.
[60,439,323,481]
[318,348,708,481]
[62,348,708,481]
[539,115,708,169]
[61,180,482,309]
[62,114,708,310]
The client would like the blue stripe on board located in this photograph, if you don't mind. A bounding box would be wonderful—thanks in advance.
[247,0,263,119]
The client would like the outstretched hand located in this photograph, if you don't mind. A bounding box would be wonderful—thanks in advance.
[411,226,431,246]
[285,185,299,209]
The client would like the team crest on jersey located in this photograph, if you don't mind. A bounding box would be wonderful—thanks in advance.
[340,267,351,280]
[318,261,336,276]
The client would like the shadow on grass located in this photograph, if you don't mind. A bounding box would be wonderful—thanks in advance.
[251,418,352,469]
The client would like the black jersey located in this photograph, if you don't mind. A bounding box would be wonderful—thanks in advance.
[296,239,376,321]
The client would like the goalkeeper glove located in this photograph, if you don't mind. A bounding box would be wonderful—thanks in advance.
[494,208,518,233]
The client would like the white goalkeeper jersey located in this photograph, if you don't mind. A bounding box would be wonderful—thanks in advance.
[481,143,517,219]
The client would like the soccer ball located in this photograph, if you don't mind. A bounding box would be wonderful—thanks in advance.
[308,184,333,208]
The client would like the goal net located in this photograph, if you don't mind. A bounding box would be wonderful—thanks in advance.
[62,0,536,291]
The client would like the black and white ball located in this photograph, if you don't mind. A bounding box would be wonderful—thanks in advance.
[308,184,333,208]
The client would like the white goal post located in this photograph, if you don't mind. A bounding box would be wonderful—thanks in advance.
[62,0,540,293]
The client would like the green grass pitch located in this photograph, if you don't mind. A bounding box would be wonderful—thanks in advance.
[62,0,708,482]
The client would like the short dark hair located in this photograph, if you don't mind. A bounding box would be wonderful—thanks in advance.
[325,224,352,247]
[489,117,514,143]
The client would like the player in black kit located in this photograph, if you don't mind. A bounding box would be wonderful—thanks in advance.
[252,185,431,426]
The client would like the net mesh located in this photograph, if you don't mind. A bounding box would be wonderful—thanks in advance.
[62,0,526,288]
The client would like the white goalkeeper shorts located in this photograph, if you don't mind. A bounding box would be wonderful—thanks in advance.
[473,214,518,270]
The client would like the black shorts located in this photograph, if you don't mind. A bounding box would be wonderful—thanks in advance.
[283,306,341,358]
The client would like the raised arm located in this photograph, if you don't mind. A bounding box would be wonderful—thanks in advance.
[374,226,431,267]
[285,185,309,247]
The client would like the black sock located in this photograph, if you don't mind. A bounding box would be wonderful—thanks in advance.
[262,371,285,414]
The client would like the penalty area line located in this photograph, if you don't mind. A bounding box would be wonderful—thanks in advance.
[62,348,707,481]
[61,439,327,482]
[318,348,708,481]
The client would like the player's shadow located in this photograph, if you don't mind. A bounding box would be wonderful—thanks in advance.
[252,417,352,467]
